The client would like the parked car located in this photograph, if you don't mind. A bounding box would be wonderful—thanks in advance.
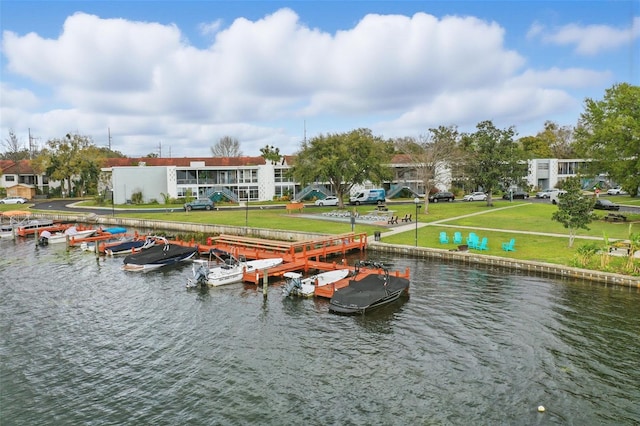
[462,192,487,202]
[535,189,559,199]
[502,190,529,200]
[0,196,28,204]
[606,187,627,195]
[183,198,215,211]
[428,191,455,203]
[314,196,340,206]
[594,199,620,211]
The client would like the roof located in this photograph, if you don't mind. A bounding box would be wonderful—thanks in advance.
[0,160,38,174]
[103,156,268,167]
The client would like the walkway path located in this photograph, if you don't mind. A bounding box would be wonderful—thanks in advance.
[381,202,618,242]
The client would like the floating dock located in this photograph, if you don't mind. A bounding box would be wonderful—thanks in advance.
[208,233,368,284]
[200,232,410,292]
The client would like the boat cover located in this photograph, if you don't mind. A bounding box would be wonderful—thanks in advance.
[123,243,198,266]
[107,238,153,254]
[329,273,410,314]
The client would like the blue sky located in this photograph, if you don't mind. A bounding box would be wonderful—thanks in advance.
[1,1,638,157]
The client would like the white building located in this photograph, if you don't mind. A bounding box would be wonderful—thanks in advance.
[527,158,599,190]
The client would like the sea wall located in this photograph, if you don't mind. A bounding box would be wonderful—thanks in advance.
[367,241,640,288]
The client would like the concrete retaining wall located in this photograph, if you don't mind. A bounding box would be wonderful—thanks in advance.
[31,212,640,288]
[367,241,640,288]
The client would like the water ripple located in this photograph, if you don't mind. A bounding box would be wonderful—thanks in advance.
[1,239,639,425]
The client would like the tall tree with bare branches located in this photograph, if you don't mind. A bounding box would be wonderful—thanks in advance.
[211,136,243,157]
[394,125,461,213]
[2,130,30,162]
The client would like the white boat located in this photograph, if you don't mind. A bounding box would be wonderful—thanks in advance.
[188,250,283,288]
[38,226,97,245]
[0,211,53,239]
[282,269,351,297]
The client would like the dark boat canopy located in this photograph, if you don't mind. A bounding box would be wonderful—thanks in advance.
[329,261,410,314]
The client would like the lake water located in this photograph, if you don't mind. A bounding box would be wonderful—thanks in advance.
[1,237,639,425]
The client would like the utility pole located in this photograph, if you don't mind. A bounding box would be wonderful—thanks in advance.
[303,120,307,143]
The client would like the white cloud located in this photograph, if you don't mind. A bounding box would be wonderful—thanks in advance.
[0,8,618,156]
[199,19,224,36]
[530,17,640,55]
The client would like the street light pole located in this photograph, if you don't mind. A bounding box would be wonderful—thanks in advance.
[245,194,249,231]
[414,197,422,247]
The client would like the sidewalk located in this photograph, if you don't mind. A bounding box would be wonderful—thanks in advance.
[380,203,615,242]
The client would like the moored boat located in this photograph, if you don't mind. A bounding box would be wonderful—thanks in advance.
[105,235,158,256]
[282,269,351,297]
[187,249,283,288]
[1,211,54,238]
[37,226,98,245]
[328,261,410,315]
[122,241,198,271]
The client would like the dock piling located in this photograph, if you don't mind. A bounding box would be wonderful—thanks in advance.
[262,268,268,297]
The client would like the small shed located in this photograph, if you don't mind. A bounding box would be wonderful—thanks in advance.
[6,184,36,200]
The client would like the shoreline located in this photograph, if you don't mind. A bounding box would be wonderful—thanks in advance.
[17,211,639,289]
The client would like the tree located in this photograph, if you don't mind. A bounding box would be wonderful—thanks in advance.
[211,136,243,157]
[574,83,640,196]
[260,145,281,165]
[2,130,31,162]
[32,133,105,197]
[543,121,576,159]
[289,128,393,208]
[460,121,526,206]
[95,146,126,158]
[551,176,594,247]
[394,126,462,213]
[518,135,552,159]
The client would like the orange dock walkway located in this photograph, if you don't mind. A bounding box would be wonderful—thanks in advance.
[210,232,367,263]
[197,232,368,284]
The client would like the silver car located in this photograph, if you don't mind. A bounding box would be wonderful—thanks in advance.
[535,189,559,199]
[462,192,487,201]
[0,196,29,204]
[314,196,339,206]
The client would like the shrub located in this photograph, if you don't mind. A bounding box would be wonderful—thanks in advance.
[131,190,144,204]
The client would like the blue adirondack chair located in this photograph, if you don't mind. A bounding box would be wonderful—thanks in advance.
[439,231,449,244]
[502,238,516,251]
[467,233,479,249]
[477,237,488,251]
[453,231,463,244]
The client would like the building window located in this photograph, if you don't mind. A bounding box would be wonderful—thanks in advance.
[275,168,292,183]
[558,161,580,175]
[177,187,197,197]
[275,185,295,199]
[238,169,257,183]
[5,175,15,182]
[177,170,197,184]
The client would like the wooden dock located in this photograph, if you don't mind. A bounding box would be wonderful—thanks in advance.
[196,233,369,284]
[208,232,366,262]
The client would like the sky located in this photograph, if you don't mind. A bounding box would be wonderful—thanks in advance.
[1,1,638,158]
